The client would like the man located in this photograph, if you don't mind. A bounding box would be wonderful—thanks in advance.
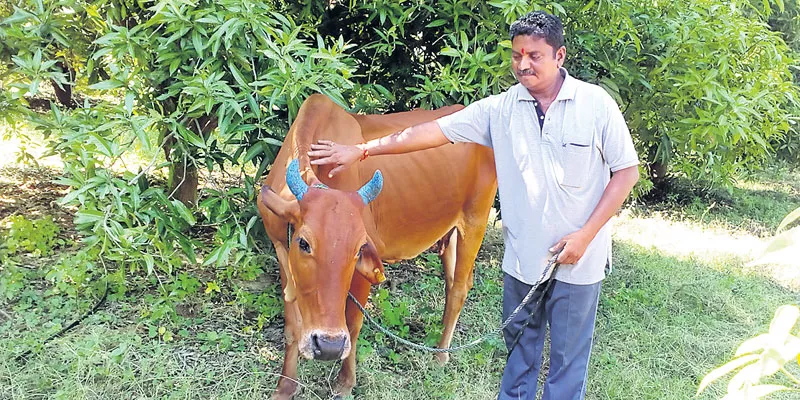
[308,11,639,400]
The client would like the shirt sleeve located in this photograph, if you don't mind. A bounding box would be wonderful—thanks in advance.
[435,96,495,148]
[599,91,639,172]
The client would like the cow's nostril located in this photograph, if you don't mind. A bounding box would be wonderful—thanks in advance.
[310,333,348,361]
[311,334,323,358]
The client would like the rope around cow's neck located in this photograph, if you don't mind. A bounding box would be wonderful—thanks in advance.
[287,223,561,354]
[347,251,561,354]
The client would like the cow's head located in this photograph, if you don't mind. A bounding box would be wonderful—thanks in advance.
[261,159,385,361]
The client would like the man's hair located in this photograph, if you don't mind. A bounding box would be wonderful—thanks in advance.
[509,11,564,53]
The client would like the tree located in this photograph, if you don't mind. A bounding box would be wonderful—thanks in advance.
[0,0,796,319]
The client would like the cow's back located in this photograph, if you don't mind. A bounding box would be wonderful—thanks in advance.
[261,95,497,260]
[350,108,497,260]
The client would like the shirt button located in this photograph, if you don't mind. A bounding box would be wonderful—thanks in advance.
[540,115,544,120]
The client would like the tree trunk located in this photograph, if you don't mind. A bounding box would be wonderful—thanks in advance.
[164,115,218,206]
[168,159,199,206]
[52,61,75,109]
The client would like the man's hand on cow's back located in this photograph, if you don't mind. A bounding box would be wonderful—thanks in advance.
[308,121,452,179]
[308,140,364,178]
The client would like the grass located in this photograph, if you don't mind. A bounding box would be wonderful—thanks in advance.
[1,162,799,399]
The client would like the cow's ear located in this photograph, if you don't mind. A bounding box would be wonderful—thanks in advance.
[355,239,386,286]
[261,185,300,225]
[283,276,297,303]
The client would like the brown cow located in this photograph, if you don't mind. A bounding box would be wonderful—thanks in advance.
[257,94,497,399]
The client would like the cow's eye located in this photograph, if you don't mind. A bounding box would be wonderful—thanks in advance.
[298,238,311,253]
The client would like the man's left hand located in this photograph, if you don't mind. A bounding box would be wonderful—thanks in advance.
[550,229,593,265]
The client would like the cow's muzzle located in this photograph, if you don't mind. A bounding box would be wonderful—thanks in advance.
[308,331,349,361]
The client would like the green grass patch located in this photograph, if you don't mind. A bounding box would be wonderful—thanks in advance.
[2,166,799,399]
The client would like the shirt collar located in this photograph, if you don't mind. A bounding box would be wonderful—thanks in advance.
[517,68,577,102]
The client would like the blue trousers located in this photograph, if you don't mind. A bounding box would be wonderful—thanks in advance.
[498,274,602,400]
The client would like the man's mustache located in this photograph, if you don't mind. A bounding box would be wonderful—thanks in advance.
[517,69,536,76]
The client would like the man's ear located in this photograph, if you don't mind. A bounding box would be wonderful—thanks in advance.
[355,238,386,286]
[260,185,300,225]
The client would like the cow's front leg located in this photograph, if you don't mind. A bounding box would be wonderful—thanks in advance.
[273,306,301,400]
[334,274,371,398]
[273,246,301,400]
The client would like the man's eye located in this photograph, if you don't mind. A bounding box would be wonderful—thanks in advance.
[298,238,311,253]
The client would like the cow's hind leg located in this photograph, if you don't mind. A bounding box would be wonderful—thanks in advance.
[334,273,371,398]
[435,221,486,365]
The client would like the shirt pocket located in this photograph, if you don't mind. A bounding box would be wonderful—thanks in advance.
[561,142,591,188]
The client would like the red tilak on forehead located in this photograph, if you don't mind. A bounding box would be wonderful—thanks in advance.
[521,48,526,55]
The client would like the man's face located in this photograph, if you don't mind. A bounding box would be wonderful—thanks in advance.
[511,34,565,94]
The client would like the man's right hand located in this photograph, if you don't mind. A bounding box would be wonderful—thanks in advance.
[308,140,364,178]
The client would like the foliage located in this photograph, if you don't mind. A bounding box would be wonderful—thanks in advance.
[626,0,797,185]
[0,264,27,301]
[765,0,800,164]
[697,305,800,399]
[373,287,411,337]
[1,215,61,256]
[0,0,798,328]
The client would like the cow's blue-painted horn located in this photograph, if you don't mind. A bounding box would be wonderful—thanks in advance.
[286,159,308,201]
[357,170,383,205]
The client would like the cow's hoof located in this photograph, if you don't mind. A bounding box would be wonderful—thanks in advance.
[333,383,354,398]
[271,382,299,400]
[271,391,295,400]
[333,390,353,400]
[434,352,450,366]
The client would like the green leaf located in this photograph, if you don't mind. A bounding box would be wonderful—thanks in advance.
[172,199,197,226]
[192,30,205,57]
[131,117,151,152]
[2,7,35,25]
[205,280,221,294]
[244,93,259,118]
[243,142,265,163]
[263,137,283,147]
[125,91,135,115]
[178,236,197,264]
[89,80,125,90]
[75,210,105,225]
[228,62,248,87]
[177,124,206,149]
[203,246,221,266]
[143,253,155,275]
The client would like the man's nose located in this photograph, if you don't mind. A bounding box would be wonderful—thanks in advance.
[519,56,533,70]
